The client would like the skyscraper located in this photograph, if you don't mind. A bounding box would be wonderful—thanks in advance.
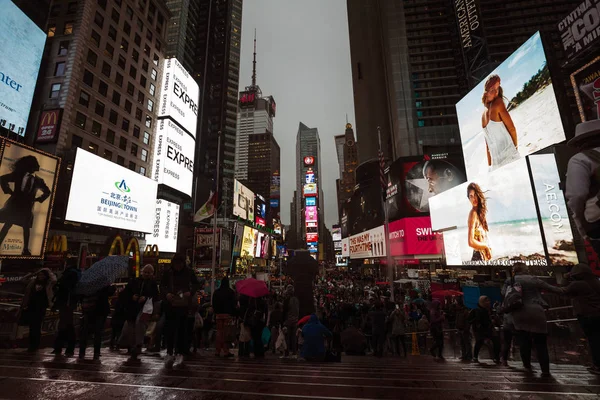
[334,134,345,178]
[347,0,580,162]
[245,132,280,201]
[336,123,358,223]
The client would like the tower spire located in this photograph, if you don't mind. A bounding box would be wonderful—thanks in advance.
[251,29,257,88]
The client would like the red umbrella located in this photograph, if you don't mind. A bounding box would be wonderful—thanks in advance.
[235,278,269,298]
[298,315,311,325]
[326,294,335,299]
[432,290,463,297]
[376,281,390,286]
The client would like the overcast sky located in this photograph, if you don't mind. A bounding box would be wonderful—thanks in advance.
[239,0,355,229]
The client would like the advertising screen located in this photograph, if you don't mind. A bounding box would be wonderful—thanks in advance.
[305,197,316,206]
[349,225,386,259]
[158,58,199,137]
[571,56,600,122]
[304,156,315,166]
[240,226,257,258]
[273,221,282,235]
[270,173,280,197]
[341,237,349,257]
[429,158,546,266]
[146,199,179,253]
[233,179,255,222]
[35,109,62,143]
[334,241,342,250]
[0,1,46,136]
[558,1,600,61]
[304,183,317,196]
[255,194,266,226]
[0,141,59,258]
[306,232,318,242]
[305,169,315,184]
[529,154,578,266]
[386,154,466,220]
[336,255,348,267]
[255,232,269,258]
[66,148,158,233]
[232,222,244,257]
[456,32,566,180]
[305,206,318,223]
[307,242,318,253]
[332,225,342,242]
[389,217,444,257]
[152,118,195,196]
[270,199,279,208]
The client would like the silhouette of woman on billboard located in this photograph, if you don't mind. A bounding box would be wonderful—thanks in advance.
[0,155,51,255]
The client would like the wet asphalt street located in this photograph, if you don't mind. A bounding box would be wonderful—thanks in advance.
[0,349,598,399]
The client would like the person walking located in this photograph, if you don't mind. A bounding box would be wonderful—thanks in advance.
[269,301,284,354]
[368,301,387,357]
[455,301,472,362]
[389,305,407,357]
[509,263,562,377]
[160,253,200,367]
[301,314,332,361]
[52,262,79,356]
[429,300,445,360]
[559,263,600,375]
[500,311,515,366]
[248,296,268,358]
[282,285,300,358]
[19,268,56,352]
[212,275,237,358]
[122,264,159,361]
[469,296,500,364]
[79,284,116,360]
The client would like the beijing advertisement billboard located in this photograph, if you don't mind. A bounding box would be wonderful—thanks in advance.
[571,56,600,122]
[0,141,59,258]
[66,148,158,233]
[456,32,566,180]
[145,199,179,253]
[152,118,195,196]
[0,0,46,136]
[430,158,546,266]
[389,217,444,257]
[158,58,199,137]
[233,179,254,222]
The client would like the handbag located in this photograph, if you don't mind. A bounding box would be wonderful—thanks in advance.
[261,326,271,346]
[139,297,153,323]
[502,277,524,313]
[275,327,286,352]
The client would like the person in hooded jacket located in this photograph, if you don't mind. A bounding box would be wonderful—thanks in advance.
[79,284,116,360]
[429,300,445,359]
[212,275,237,358]
[19,268,56,352]
[52,261,79,356]
[560,263,600,374]
[389,305,407,357]
[469,296,500,363]
[301,314,332,361]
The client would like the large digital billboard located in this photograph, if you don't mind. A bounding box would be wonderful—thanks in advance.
[0,141,59,258]
[456,32,566,180]
[255,194,266,226]
[233,179,254,222]
[306,232,318,242]
[146,199,179,253]
[349,225,386,259]
[152,118,195,196]
[305,197,316,206]
[529,154,578,266]
[558,1,600,61]
[571,56,600,122]
[304,183,317,196]
[0,1,46,136]
[66,148,158,233]
[305,205,317,223]
[386,154,466,220]
[159,58,199,137]
[332,225,342,242]
[430,158,546,266]
[389,217,444,257]
[241,226,257,258]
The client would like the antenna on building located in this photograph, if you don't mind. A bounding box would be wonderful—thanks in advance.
[251,29,257,88]
[345,114,348,124]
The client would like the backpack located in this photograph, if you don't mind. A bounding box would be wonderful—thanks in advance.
[52,267,81,309]
[502,277,524,313]
[582,150,600,225]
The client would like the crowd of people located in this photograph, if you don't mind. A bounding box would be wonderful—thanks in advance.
[14,254,600,377]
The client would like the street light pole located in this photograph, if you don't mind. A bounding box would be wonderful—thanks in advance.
[210,130,222,298]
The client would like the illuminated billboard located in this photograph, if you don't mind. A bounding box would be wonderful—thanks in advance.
[240,226,257,258]
[305,197,316,206]
[332,225,342,242]
[146,199,179,253]
[255,194,266,226]
[349,225,386,259]
[158,58,199,137]
[305,169,315,184]
[304,183,317,196]
[306,232,318,242]
[0,1,45,136]
[305,206,318,223]
[304,156,315,166]
[571,56,600,122]
[233,179,255,222]
[456,32,566,180]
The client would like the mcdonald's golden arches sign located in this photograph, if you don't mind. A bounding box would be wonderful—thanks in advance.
[36,109,61,143]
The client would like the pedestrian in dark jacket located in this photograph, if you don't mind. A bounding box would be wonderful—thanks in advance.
[561,264,600,374]
[455,301,472,361]
[212,275,237,358]
[79,284,116,360]
[429,300,445,359]
[52,263,79,356]
[469,296,500,363]
[269,302,284,354]
[110,289,127,350]
[368,301,387,357]
[19,268,56,352]
[160,253,200,367]
[247,296,268,358]
[301,314,332,361]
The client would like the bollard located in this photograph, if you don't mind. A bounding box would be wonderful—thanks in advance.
[411,332,420,355]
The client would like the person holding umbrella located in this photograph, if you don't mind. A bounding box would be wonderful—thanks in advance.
[236,278,270,358]
[19,267,56,352]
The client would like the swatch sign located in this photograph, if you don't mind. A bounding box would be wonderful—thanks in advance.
[389,217,444,256]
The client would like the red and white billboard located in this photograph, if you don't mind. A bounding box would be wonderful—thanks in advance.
[389,217,444,257]
[304,156,315,166]
[307,232,318,242]
[36,109,61,143]
[305,205,317,223]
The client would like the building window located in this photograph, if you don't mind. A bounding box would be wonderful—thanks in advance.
[137,91,144,104]
[135,108,142,121]
[104,43,114,59]
[118,54,126,70]
[140,75,147,88]
[126,5,133,19]
[145,115,152,128]
[48,25,56,37]
[54,62,66,76]
[108,25,117,41]
[112,91,121,106]
[129,161,136,171]
[58,41,69,56]
[129,65,137,79]
[49,83,61,99]
[139,166,146,176]
[122,118,130,132]
[67,2,77,14]
[83,69,94,87]
[97,0,107,10]
[131,143,138,156]
[98,81,108,96]
[132,49,139,62]
[106,129,115,144]
[72,134,83,148]
[123,21,131,36]
[150,68,157,80]
[155,41,161,52]
[63,22,74,35]
[109,109,118,124]
[121,38,129,52]
[119,136,127,151]
[94,100,105,117]
[79,91,90,107]
[142,59,149,72]
[146,99,153,112]
[117,155,124,166]
[50,4,61,16]
[149,83,155,96]
[86,49,98,66]
[75,112,87,129]
[143,131,150,145]
[91,30,101,47]
[153,53,159,66]
[127,82,134,96]
[133,125,140,138]
[143,44,150,57]
[111,8,120,23]
[124,100,132,113]
[134,33,141,46]
[88,143,98,154]
[115,72,123,87]
[101,61,111,77]
[91,120,102,136]
[94,12,104,28]
[140,148,148,162]
[137,17,144,31]
[146,30,153,42]
[103,149,113,161]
